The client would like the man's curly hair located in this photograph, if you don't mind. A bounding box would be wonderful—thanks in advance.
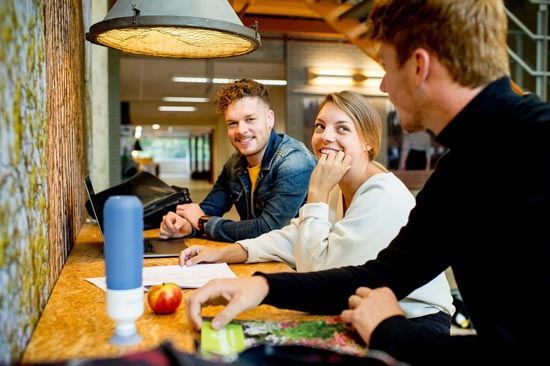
[215,78,270,113]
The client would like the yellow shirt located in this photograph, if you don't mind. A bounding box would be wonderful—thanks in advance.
[248,164,261,211]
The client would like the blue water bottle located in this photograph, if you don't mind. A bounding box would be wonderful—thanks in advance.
[104,195,144,346]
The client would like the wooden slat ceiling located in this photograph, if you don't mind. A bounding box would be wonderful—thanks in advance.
[230,0,350,39]
[230,0,377,58]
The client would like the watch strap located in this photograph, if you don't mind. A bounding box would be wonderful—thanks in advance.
[198,215,212,234]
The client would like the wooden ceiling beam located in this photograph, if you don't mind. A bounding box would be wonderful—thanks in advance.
[231,0,321,19]
[241,15,345,38]
[303,0,378,60]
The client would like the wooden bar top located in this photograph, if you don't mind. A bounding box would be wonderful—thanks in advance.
[22,223,323,364]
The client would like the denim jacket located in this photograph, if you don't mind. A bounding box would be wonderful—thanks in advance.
[198,130,317,242]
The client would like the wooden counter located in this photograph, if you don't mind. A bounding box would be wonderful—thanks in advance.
[22,223,323,363]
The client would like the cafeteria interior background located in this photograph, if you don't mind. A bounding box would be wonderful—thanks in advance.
[0,0,547,363]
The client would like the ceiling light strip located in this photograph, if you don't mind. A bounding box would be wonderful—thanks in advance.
[158,106,197,112]
[171,77,287,86]
[162,97,210,103]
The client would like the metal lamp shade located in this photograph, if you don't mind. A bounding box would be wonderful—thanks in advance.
[86,0,261,59]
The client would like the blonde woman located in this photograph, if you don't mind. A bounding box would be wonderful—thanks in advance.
[179,91,454,334]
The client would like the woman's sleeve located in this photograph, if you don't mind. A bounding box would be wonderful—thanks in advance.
[295,178,414,272]
[237,219,299,268]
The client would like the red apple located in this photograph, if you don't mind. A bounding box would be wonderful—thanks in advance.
[147,282,183,315]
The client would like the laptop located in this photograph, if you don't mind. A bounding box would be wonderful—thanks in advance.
[84,175,188,258]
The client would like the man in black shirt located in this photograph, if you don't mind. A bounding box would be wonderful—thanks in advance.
[185,1,550,365]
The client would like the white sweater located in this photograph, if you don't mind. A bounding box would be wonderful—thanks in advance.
[238,172,455,319]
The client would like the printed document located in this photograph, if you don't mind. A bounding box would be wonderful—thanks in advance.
[85,263,237,291]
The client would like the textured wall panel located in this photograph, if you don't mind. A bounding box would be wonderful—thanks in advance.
[0,0,88,363]
[0,0,49,363]
[45,0,87,285]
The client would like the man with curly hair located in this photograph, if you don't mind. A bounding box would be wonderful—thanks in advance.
[160,79,316,242]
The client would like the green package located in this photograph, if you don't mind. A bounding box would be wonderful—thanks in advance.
[200,321,246,357]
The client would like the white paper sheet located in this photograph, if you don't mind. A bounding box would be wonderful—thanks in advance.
[85,263,237,291]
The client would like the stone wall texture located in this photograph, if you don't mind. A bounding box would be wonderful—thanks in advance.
[0,0,49,363]
[0,0,88,363]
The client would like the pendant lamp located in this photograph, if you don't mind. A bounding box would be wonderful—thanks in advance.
[86,0,261,59]
[133,139,143,152]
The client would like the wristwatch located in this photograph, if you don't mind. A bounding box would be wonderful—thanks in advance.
[198,215,212,234]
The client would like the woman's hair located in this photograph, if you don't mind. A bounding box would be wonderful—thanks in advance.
[319,90,388,172]
[365,0,509,87]
[215,78,270,113]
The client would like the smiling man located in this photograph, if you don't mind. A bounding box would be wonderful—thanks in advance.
[159,79,316,242]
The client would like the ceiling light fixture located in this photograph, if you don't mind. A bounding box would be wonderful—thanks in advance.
[171,77,211,83]
[86,0,261,59]
[158,106,197,112]
[133,139,143,152]
[134,125,142,139]
[171,77,287,86]
[307,67,384,87]
[162,97,210,103]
